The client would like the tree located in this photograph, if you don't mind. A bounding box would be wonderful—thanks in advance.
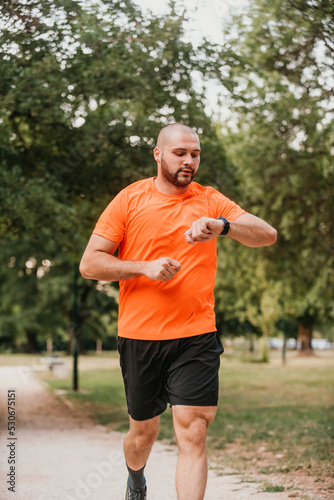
[218,0,334,353]
[0,0,233,351]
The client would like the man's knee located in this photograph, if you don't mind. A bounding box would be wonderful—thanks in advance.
[173,406,217,453]
[132,429,157,451]
[127,417,160,451]
[173,405,217,429]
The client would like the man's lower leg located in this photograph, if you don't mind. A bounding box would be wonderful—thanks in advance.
[175,450,208,500]
[123,415,160,498]
[123,416,159,470]
[172,406,217,500]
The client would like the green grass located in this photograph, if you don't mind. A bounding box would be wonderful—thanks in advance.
[12,350,333,479]
[208,354,334,475]
[262,484,285,493]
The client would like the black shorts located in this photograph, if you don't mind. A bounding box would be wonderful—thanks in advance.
[117,331,224,421]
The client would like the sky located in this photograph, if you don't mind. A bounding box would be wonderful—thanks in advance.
[135,0,249,45]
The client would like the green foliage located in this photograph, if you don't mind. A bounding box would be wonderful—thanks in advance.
[0,239,118,352]
[2,0,332,350]
[0,0,232,351]
[216,0,334,336]
[0,0,230,229]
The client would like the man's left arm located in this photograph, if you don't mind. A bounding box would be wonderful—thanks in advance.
[184,213,277,248]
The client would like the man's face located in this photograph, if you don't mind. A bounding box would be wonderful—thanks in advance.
[155,132,201,188]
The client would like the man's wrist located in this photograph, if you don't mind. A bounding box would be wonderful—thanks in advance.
[216,216,230,236]
[134,260,149,278]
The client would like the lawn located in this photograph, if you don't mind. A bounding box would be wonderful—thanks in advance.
[210,352,334,477]
[7,349,332,480]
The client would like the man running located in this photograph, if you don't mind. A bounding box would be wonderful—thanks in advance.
[80,123,277,500]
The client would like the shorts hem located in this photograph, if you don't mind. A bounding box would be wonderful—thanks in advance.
[169,400,219,408]
[128,407,167,421]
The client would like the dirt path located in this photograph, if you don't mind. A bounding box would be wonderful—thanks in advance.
[0,365,328,500]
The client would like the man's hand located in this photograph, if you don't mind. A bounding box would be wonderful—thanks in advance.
[142,257,181,282]
[184,213,277,248]
[184,217,223,245]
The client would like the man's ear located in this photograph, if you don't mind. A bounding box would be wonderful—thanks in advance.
[153,146,161,162]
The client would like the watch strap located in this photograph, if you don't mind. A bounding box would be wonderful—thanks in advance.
[216,216,230,236]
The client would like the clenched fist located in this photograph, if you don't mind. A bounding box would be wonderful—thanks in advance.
[143,257,181,282]
[184,217,224,245]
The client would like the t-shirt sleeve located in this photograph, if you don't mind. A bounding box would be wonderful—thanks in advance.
[92,190,127,243]
[207,187,246,221]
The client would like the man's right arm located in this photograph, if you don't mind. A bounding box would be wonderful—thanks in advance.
[79,234,181,282]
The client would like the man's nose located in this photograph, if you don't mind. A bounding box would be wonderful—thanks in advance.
[183,154,194,166]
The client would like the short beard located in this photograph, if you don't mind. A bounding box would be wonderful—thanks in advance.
[160,155,196,187]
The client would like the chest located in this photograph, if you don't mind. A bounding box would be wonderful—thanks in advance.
[129,196,209,233]
[120,195,212,258]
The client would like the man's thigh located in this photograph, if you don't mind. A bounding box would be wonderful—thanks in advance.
[118,337,169,421]
[118,332,223,421]
[172,405,217,447]
[167,332,224,407]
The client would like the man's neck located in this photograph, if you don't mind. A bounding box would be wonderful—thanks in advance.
[154,176,190,196]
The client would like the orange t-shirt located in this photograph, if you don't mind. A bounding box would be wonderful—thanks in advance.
[93,178,246,341]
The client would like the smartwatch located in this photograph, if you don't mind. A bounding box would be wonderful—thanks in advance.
[216,216,230,236]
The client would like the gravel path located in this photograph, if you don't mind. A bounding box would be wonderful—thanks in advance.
[0,365,321,500]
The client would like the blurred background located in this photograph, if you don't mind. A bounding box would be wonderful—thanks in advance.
[1,0,333,359]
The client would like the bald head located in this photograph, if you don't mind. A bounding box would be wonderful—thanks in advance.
[156,123,199,150]
[153,123,201,193]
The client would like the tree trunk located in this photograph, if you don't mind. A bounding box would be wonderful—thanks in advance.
[248,334,255,354]
[66,321,74,355]
[25,329,39,353]
[66,282,91,355]
[260,327,269,363]
[66,316,85,355]
[47,338,53,354]
[298,321,313,356]
[96,339,102,353]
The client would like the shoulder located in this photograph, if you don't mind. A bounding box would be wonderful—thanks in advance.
[190,182,224,199]
[102,178,152,211]
[119,178,152,196]
[124,178,152,192]
[190,182,245,218]
[113,178,153,204]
